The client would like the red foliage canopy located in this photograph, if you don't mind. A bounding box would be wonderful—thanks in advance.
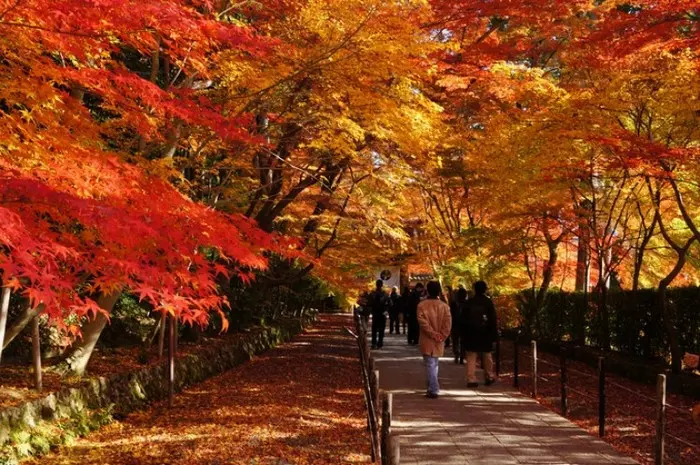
[0,0,297,330]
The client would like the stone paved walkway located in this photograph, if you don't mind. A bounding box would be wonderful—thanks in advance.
[372,332,638,465]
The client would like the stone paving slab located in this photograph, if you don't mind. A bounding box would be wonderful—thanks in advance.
[372,332,638,465]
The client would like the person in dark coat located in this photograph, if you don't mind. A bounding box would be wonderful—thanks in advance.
[357,291,371,326]
[389,286,401,334]
[406,283,424,345]
[400,286,410,334]
[369,280,391,349]
[461,280,498,387]
[443,286,452,348]
[450,286,468,364]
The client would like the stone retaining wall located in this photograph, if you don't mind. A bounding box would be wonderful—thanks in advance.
[0,315,315,464]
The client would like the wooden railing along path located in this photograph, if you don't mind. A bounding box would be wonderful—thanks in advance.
[345,311,399,465]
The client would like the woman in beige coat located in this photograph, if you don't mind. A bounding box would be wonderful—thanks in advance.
[417,281,452,398]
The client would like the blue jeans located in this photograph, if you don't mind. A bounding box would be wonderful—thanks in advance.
[423,355,440,395]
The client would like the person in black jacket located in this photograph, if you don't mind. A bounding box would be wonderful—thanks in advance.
[461,280,498,387]
[400,286,410,334]
[443,286,452,348]
[450,286,468,364]
[406,283,424,345]
[369,280,391,349]
[389,286,401,334]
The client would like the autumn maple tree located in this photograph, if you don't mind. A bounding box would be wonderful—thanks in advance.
[0,0,698,376]
[0,0,289,374]
[418,0,699,371]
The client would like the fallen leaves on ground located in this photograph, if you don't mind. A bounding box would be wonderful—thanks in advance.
[0,328,267,411]
[499,343,700,465]
[25,315,371,465]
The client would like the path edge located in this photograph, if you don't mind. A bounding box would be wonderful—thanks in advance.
[0,313,316,464]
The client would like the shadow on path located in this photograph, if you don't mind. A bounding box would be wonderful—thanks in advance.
[372,332,638,465]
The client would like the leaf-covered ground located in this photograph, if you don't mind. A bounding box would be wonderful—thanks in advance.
[0,327,271,411]
[25,315,371,465]
[499,343,700,465]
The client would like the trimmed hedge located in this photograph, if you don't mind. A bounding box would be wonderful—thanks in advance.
[516,287,700,361]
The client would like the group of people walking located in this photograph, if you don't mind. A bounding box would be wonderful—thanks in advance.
[361,281,422,349]
[359,279,498,398]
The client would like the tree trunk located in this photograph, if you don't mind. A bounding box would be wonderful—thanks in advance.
[3,303,41,350]
[168,314,175,408]
[158,312,166,360]
[535,240,559,312]
[658,257,687,374]
[174,318,178,354]
[0,287,11,363]
[658,284,683,373]
[302,159,349,238]
[31,316,42,392]
[533,242,558,338]
[631,247,646,354]
[632,225,653,292]
[632,209,657,292]
[576,289,588,346]
[632,250,643,292]
[646,177,688,373]
[575,200,592,292]
[599,283,610,351]
[56,292,120,376]
[250,120,308,230]
[163,120,183,158]
[575,242,590,292]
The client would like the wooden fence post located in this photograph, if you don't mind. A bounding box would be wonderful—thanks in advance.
[381,392,391,465]
[356,322,372,436]
[381,391,400,465]
[655,374,666,465]
[355,313,380,462]
[31,316,42,392]
[373,369,380,424]
[598,356,606,437]
[560,346,567,416]
[370,368,381,461]
[386,391,392,426]
[369,359,377,402]
[531,340,538,398]
[513,337,519,388]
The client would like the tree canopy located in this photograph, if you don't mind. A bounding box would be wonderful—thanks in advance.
[1,0,699,371]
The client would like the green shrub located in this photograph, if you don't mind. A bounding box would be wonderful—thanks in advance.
[101,294,157,347]
[28,435,50,455]
[516,287,700,361]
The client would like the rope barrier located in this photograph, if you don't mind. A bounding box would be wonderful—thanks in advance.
[344,327,359,340]
[499,348,700,463]
[501,355,594,380]
[500,355,692,416]
[664,432,700,449]
[604,379,691,415]
[531,372,698,449]
[567,386,598,401]
[604,379,658,405]
[565,366,599,380]
[536,358,559,369]
[662,403,694,415]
